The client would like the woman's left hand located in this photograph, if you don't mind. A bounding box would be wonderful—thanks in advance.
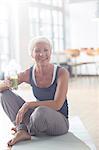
[15,102,30,125]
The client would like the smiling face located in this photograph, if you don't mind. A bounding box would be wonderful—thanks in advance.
[31,42,51,65]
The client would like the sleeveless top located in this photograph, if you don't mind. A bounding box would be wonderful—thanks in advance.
[29,65,68,118]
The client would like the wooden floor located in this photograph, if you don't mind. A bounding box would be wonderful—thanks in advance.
[0,76,99,149]
[68,76,99,150]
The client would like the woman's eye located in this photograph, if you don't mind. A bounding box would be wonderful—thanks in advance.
[35,49,40,53]
[44,49,48,52]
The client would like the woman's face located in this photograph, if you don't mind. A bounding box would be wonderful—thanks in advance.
[32,42,51,65]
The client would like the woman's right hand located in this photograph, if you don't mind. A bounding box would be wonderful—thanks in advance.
[15,102,30,125]
[4,78,12,88]
[0,78,12,92]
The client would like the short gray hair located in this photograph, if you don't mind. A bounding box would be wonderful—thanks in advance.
[28,36,52,56]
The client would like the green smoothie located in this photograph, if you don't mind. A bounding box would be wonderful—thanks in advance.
[11,77,18,90]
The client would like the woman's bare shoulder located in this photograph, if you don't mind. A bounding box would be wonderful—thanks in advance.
[58,66,69,78]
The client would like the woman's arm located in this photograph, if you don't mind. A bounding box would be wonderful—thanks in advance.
[0,68,30,92]
[28,67,69,110]
[18,68,30,84]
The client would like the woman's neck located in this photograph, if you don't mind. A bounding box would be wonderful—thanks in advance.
[35,63,53,75]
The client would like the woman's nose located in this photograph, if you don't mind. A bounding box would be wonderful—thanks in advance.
[39,51,45,56]
[39,53,43,56]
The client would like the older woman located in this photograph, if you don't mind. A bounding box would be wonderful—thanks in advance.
[0,37,69,146]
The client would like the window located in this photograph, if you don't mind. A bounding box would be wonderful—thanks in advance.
[40,0,51,5]
[52,0,63,7]
[52,10,64,51]
[29,7,39,37]
[40,9,52,37]
[0,5,9,71]
[28,0,65,53]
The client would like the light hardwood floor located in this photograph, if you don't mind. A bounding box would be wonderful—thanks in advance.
[68,77,99,150]
[0,76,99,149]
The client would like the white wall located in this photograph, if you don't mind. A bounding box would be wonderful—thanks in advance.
[69,1,99,75]
[69,1,99,48]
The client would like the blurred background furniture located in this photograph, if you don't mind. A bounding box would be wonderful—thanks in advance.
[64,48,99,77]
[85,48,99,76]
[64,49,80,77]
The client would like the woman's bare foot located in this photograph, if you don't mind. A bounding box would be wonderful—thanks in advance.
[7,130,31,146]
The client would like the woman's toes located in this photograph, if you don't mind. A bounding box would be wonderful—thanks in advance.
[7,140,13,146]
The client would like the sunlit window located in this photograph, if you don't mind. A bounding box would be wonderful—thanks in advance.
[53,10,63,25]
[28,0,65,53]
[31,0,39,2]
[0,5,8,20]
[39,9,52,38]
[0,5,9,71]
[40,9,51,24]
[29,7,39,22]
[0,22,8,37]
[29,7,39,37]
[40,0,51,5]
[52,0,63,7]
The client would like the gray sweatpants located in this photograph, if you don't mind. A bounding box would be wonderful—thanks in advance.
[0,90,69,136]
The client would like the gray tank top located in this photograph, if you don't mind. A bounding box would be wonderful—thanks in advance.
[29,65,68,118]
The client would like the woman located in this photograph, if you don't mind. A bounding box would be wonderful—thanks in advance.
[0,37,69,146]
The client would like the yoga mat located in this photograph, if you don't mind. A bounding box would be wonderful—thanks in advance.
[11,116,96,150]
